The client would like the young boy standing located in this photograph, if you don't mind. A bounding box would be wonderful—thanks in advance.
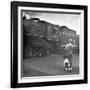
[65,38,74,71]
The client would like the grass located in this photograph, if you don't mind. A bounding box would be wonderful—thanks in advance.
[22,54,79,77]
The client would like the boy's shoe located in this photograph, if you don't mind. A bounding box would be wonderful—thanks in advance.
[69,67,72,71]
[64,68,68,71]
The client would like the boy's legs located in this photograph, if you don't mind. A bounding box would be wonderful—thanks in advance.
[69,54,73,70]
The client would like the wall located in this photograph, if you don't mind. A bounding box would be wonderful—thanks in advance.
[0,0,89,90]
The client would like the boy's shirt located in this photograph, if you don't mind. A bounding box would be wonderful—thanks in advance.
[65,43,73,56]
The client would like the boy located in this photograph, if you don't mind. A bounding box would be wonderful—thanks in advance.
[64,39,73,71]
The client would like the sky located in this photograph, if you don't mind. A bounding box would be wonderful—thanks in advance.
[23,11,81,35]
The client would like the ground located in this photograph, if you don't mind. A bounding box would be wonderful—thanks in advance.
[22,54,79,77]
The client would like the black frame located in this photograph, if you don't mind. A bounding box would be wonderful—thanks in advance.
[11,1,88,88]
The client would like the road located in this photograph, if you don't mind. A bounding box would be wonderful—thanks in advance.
[22,54,79,77]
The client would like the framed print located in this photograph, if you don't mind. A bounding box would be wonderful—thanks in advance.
[11,1,88,88]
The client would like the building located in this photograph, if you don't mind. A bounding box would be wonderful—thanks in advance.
[58,26,79,47]
[23,17,79,58]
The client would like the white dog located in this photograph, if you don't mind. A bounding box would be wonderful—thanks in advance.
[64,58,71,71]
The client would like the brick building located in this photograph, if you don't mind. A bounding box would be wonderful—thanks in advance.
[59,26,79,47]
[23,17,79,58]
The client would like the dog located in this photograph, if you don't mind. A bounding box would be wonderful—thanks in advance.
[64,58,72,72]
